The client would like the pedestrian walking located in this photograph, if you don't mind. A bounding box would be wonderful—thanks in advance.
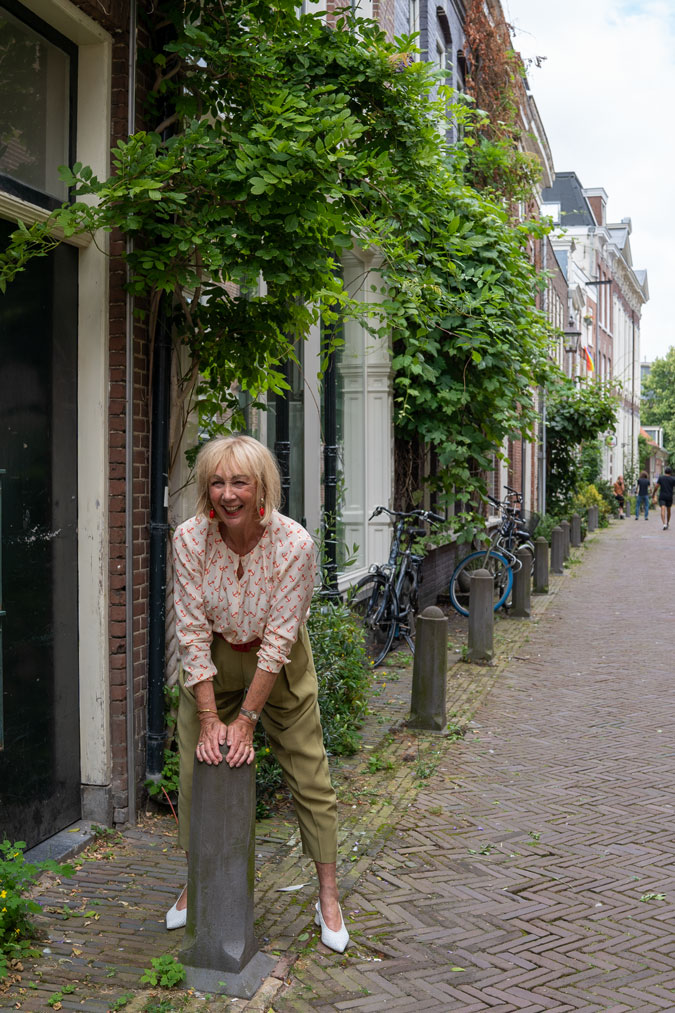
[613,475,626,519]
[634,471,651,520]
[654,466,675,530]
[167,434,349,953]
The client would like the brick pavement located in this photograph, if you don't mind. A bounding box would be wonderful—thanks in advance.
[5,520,669,1011]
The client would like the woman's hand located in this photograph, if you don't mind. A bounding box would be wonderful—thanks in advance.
[195,714,229,766]
[225,716,256,768]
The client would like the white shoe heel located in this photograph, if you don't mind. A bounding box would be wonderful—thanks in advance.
[314,900,349,953]
[166,891,187,930]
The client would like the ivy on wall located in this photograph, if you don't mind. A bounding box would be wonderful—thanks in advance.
[0,0,557,533]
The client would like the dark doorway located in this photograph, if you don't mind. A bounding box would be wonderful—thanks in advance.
[0,217,80,847]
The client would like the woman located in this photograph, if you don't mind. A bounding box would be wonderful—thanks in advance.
[613,475,626,519]
[166,434,348,953]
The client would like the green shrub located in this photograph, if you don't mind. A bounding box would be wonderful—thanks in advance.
[255,597,369,816]
[533,514,563,544]
[0,840,74,980]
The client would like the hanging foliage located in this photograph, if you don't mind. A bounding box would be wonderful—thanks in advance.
[0,0,556,533]
[546,379,620,513]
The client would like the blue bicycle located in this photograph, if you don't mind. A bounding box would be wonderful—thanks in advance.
[449,488,537,617]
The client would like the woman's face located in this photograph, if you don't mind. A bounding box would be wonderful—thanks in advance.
[208,459,259,533]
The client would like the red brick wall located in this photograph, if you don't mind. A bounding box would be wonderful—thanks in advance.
[73,0,152,823]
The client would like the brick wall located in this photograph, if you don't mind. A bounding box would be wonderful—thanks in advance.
[73,0,152,823]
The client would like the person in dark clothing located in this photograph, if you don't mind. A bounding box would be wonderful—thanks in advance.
[635,471,651,520]
[654,466,675,529]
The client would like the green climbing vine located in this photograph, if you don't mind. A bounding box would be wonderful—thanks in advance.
[546,379,620,513]
[0,1,557,531]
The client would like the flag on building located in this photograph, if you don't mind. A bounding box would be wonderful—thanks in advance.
[583,346,595,373]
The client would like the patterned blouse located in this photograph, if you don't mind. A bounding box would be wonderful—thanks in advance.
[173,511,317,688]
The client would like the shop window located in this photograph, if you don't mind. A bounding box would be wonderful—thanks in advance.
[0,0,76,209]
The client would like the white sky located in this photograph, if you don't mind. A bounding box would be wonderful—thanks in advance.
[503,0,675,362]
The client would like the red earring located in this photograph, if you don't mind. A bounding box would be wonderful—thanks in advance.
[259,504,265,518]
[209,508,215,519]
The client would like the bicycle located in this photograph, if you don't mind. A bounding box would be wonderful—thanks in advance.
[346,505,444,666]
[449,487,538,617]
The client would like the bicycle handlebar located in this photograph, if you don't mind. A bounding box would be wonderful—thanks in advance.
[369,505,444,524]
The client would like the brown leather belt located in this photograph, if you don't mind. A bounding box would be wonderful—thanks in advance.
[214,631,262,653]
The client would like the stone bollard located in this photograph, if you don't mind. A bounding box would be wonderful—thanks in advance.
[467,569,494,663]
[409,606,448,731]
[533,536,549,594]
[511,547,532,618]
[550,526,564,574]
[588,505,597,532]
[180,749,276,998]
[571,513,581,548]
[560,519,571,561]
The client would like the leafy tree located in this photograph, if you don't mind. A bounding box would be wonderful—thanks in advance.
[546,380,619,513]
[641,348,675,453]
[0,0,556,536]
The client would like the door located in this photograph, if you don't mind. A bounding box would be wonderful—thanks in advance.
[0,217,80,847]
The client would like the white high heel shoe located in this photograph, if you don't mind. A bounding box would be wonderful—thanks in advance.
[166,890,187,930]
[314,900,349,953]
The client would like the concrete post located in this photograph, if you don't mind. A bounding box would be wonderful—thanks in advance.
[550,526,564,574]
[560,519,571,561]
[571,513,581,548]
[587,505,597,532]
[533,536,549,594]
[467,569,494,663]
[180,749,276,998]
[511,547,532,618]
[409,606,448,731]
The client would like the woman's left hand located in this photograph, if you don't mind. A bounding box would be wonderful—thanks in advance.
[225,716,256,768]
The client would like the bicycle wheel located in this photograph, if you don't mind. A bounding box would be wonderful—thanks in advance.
[347,574,397,666]
[449,549,513,617]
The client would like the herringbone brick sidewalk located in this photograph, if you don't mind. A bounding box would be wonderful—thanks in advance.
[6,519,669,1011]
[277,519,675,1011]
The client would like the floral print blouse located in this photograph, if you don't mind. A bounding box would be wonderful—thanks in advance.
[173,510,317,687]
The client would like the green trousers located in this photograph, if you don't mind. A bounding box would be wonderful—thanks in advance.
[176,625,338,861]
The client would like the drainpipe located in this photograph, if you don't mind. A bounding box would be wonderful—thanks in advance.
[124,0,137,823]
[274,360,291,514]
[146,303,172,779]
[631,311,636,476]
[321,327,339,597]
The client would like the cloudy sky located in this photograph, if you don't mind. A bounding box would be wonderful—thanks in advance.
[503,0,675,362]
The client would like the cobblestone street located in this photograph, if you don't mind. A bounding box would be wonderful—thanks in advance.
[3,519,675,1011]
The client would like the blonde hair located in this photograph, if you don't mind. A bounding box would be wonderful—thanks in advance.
[194,435,281,525]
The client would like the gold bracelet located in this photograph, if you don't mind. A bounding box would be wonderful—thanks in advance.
[197,708,218,716]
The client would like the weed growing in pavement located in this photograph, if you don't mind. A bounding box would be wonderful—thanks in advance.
[446,721,465,741]
[528,831,541,844]
[47,984,76,1007]
[140,954,186,988]
[640,892,666,902]
[109,993,135,1011]
[142,999,187,1013]
[367,753,394,774]
[0,839,74,981]
[91,824,123,844]
[415,758,438,781]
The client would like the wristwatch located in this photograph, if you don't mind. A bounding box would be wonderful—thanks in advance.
[239,707,260,725]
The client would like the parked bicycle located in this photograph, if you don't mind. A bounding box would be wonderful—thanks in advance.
[449,486,538,617]
[347,506,443,666]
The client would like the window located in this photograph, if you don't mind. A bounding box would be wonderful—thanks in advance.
[0,0,77,208]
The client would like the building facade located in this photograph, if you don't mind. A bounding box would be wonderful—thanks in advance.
[542,172,648,482]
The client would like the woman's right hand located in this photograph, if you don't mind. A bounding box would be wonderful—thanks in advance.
[195,714,229,765]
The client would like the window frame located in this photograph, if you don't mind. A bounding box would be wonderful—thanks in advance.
[0,0,78,210]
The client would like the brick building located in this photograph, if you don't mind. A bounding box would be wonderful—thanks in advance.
[542,172,648,482]
[0,0,150,847]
